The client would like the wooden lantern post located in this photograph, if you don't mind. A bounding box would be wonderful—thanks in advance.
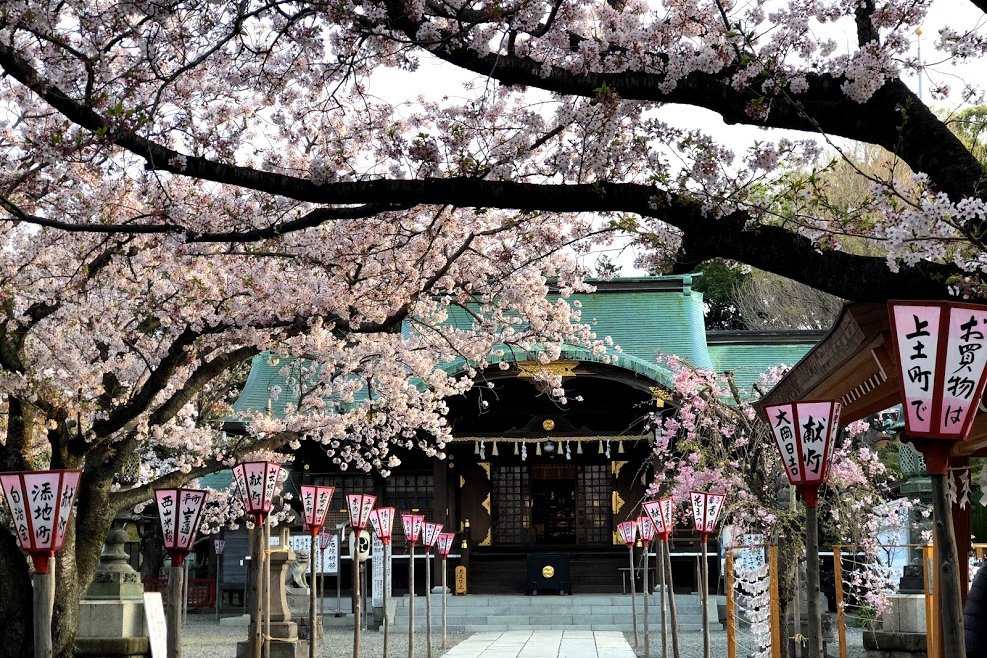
[232,461,283,658]
[763,400,843,658]
[214,538,226,622]
[689,491,726,658]
[300,484,335,658]
[644,498,679,658]
[887,301,987,658]
[436,533,456,650]
[617,520,640,649]
[346,493,377,658]
[638,514,657,658]
[0,469,82,658]
[401,513,424,658]
[368,507,395,658]
[421,522,443,658]
[154,488,209,658]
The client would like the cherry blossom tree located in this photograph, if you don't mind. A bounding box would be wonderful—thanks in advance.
[648,357,903,641]
[3,1,987,655]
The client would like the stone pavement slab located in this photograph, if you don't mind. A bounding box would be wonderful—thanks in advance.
[442,630,636,658]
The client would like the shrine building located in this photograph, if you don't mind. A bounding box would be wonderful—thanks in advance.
[214,275,819,598]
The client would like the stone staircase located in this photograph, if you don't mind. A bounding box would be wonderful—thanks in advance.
[388,593,718,632]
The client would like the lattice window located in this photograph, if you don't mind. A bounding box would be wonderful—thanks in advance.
[492,465,531,544]
[387,472,434,542]
[312,474,375,530]
[577,464,612,545]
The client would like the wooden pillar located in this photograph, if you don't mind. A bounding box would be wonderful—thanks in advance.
[769,545,782,658]
[432,459,448,587]
[832,546,848,658]
[725,549,736,658]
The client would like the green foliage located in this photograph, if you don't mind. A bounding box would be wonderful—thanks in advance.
[945,106,987,167]
[692,259,750,330]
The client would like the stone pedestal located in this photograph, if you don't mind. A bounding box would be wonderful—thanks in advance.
[864,594,927,658]
[76,525,150,658]
[236,532,309,658]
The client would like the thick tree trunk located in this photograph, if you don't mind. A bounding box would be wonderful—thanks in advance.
[0,530,33,658]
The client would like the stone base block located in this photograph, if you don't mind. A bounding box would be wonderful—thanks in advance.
[882,594,926,633]
[236,638,309,658]
[75,637,150,657]
[863,630,927,657]
[77,600,146,638]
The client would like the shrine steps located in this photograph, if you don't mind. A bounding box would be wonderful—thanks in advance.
[388,593,715,633]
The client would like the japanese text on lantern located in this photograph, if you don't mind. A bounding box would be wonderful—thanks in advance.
[769,404,801,481]
[892,304,942,434]
[940,306,987,435]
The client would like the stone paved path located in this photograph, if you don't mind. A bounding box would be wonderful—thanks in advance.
[440,630,636,658]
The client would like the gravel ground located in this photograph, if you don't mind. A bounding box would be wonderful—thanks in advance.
[623,626,869,658]
[182,617,469,658]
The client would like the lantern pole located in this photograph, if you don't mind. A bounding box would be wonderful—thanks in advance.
[441,551,448,651]
[924,442,966,658]
[33,557,55,658]
[264,515,272,658]
[643,540,651,658]
[353,529,362,658]
[167,554,185,658]
[408,540,416,658]
[250,521,264,658]
[309,529,318,658]
[384,541,391,658]
[699,531,711,658]
[800,485,824,658]
[425,545,433,658]
[663,539,681,658]
[658,539,668,658]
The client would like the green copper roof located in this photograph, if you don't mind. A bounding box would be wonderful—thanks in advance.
[228,277,820,419]
[706,331,823,400]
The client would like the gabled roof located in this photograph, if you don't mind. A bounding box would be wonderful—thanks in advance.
[228,275,820,421]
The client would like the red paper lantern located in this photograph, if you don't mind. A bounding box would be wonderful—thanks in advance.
[422,522,443,553]
[889,301,987,471]
[0,469,82,573]
[346,493,377,531]
[616,520,638,548]
[401,512,425,544]
[319,532,332,552]
[368,506,396,545]
[154,488,208,566]
[436,532,456,557]
[689,491,726,539]
[637,514,656,545]
[642,497,674,540]
[299,485,335,533]
[231,461,282,524]
[763,400,842,506]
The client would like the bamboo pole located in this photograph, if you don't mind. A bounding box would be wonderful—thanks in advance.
[725,549,736,658]
[629,544,639,649]
[425,550,433,658]
[663,540,681,658]
[408,543,416,658]
[832,546,848,658]
[33,558,54,658]
[658,541,668,658]
[643,545,650,658]
[700,535,710,658]
[769,545,782,658]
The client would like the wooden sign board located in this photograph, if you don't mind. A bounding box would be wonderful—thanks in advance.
[143,592,167,658]
[455,565,467,595]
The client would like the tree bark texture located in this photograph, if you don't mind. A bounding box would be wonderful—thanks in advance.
[0,531,33,658]
[931,473,967,658]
